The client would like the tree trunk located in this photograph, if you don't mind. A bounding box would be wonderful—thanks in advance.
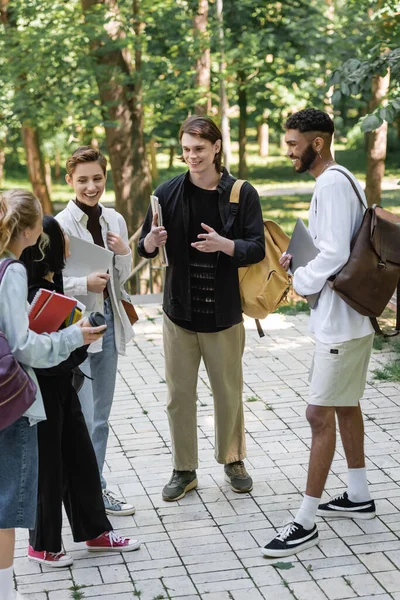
[365,71,390,206]
[168,146,175,169]
[0,0,9,24]
[0,147,5,187]
[55,149,61,181]
[0,3,8,188]
[216,0,231,172]
[21,125,53,215]
[149,139,158,181]
[81,0,152,236]
[237,71,248,179]
[280,133,287,155]
[257,122,269,158]
[194,0,211,115]
[0,130,5,186]
[45,161,52,195]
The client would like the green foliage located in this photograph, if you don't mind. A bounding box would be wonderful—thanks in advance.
[220,0,329,125]
[329,1,400,129]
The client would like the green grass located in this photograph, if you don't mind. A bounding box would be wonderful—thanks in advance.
[275,299,310,315]
[373,335,387,351]
[246,396,259,402]
[373,337,400,381]
[260,189,400,235]
[374,362,400,381]
[2,142,399,213]
[69,584,86,599]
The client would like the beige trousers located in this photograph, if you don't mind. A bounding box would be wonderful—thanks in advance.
[163,314,246,471]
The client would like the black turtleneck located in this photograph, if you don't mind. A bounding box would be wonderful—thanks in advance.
[74,199,104,248]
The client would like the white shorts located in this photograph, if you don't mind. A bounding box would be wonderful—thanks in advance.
[309,333,374,407]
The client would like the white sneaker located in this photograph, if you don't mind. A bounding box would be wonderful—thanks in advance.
[102,489,135,516]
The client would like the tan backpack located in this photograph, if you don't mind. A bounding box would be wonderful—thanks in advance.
[227,180,291,336]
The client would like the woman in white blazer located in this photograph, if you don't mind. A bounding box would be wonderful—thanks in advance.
[56,146,135,516]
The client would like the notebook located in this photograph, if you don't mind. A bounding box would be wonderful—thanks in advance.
[150,195,169,266]
[64,299,86,327]
[29,289,77,334]
[64,236,114,278]
[287,218,321,309]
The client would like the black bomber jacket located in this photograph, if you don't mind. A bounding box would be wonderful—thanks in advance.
[138,168,265,328]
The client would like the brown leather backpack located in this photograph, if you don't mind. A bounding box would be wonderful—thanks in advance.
[328,168,400,336]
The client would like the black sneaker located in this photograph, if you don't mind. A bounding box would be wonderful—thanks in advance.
[261,521,319,558]
[162,470,198,502]
[316,492,376,520]
[224,461,253,493]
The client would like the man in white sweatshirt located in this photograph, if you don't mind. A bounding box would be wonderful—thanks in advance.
[262,108,375,558]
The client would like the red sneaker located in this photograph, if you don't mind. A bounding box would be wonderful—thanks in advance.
[86,530,141,552]
[28,545,73,567]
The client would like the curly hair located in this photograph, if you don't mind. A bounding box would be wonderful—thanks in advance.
[285,108,334,135]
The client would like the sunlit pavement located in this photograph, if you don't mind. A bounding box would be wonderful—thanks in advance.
[14,303,400,600]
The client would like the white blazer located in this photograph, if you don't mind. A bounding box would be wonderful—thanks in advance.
[56,200,134,355]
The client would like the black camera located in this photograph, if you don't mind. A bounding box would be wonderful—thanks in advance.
[88,312,106,332]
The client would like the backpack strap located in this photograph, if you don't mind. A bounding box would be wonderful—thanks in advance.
[221,180,267,337]
[220,179,246,237]
[329,167,368,210]
[0,258,21,283]
[370,279,400,337]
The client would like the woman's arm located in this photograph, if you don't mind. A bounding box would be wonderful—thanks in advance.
[0,265,84,368]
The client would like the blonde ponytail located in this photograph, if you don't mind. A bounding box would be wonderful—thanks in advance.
[0,190,43,256]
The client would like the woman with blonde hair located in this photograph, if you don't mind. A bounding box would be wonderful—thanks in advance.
[0,190,105,600]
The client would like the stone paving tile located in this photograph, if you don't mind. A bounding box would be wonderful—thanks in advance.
[14,306,400,599]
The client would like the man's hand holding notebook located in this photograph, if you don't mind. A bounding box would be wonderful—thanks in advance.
[286,218,320,308]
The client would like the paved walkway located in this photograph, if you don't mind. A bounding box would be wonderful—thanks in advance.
[15,304,400,600]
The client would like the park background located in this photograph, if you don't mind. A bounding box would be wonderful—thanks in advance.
[1,0,399,281]
[3,4,400,597]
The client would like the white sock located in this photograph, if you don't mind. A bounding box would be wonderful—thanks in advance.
[347,467,371,502]
[294,495,321,530]
[0,565,15,600]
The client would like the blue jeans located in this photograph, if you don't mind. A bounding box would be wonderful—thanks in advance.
[79,298,118,489]
[0,417,38,528]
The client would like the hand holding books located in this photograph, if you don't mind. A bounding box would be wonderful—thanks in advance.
[144,195,168,266]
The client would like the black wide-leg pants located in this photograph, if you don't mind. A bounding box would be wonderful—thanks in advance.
[29,375,112,553]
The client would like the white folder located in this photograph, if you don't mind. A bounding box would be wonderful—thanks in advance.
[64,235,114,277]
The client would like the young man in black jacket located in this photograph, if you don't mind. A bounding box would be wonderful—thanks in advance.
[138,116,265,501]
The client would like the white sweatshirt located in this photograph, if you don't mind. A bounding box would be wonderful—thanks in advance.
[293,166,374,344]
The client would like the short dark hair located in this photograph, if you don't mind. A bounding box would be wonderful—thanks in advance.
[285,108,334,135]
[21,216,66,282]
[179,116,223,172]
[66,146,107,177]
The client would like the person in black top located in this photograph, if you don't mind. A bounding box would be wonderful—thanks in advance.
[138,116,265,501]
[20,216,140,567]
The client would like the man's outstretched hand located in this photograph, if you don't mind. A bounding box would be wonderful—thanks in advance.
[191,223,234,256]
